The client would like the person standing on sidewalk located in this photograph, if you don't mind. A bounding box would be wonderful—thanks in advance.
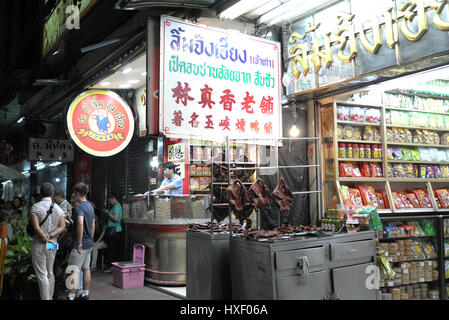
[102,192,122,273]
[30,183,65,300]
[66,183,95,300]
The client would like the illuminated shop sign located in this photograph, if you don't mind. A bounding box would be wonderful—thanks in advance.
[287,0,449,94]
[160,16,282,142]
[67,90,135,157]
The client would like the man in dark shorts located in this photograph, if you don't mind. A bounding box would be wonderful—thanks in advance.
[66,183,95,300]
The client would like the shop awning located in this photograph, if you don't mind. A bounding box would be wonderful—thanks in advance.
[0,164,24,182]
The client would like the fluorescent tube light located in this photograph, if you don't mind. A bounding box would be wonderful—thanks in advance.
[49,162,62,167]
[218,0,262,20]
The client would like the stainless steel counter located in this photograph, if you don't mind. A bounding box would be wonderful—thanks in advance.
[230,231,378,300]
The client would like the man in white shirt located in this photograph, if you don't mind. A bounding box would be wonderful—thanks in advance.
[30,183,65,300]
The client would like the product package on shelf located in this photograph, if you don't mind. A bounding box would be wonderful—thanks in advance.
[435,189,449,208]
[391,189,433,210]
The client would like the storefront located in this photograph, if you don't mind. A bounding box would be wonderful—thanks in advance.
[280,0,449,300]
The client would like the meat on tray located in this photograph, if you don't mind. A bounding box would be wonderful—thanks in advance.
[247,179,272,210]
[226,180,254,224]
[272,177,293,212]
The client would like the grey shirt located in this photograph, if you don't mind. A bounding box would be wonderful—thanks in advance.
[71,201,95,250]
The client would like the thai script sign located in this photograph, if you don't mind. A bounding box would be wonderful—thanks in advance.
[287,0,449,94]
[160,16,282,142]
[67,90,135,157]
[28,138,74,162]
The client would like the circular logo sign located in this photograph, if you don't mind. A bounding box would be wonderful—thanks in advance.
[67,90,134,157]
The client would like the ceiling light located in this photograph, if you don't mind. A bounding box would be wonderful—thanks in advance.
[218,0,262,20]
[119,83,132,89]
[127,79,140,84]
[141,72,147,76]
[49,162,62,167]
[16,116,25,124]
[34,162,44,167]
[259,0,335,25]
[55,177,61,183]
[21,171,29,175]
[36,163,46,170]
[100,81,111,86]
[122,67,133,74]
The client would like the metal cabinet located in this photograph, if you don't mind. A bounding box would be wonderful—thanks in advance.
[230,231,377,300]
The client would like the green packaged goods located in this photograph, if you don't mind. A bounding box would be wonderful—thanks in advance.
[420,220,436,236]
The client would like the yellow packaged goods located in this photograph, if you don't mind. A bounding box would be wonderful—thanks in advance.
[343,126,354,139]
[337,125,343,139]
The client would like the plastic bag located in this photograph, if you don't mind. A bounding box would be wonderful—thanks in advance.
[420,220,436,236]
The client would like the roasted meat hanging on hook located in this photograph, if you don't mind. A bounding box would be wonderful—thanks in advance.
[272,177,293,212]
[247,179,272,210]
[226,180,254,224]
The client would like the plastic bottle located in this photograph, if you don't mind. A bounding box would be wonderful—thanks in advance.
[365,144,372,159]
[347,144,353,158]
[353,144,360,159]
[339,143,346,158]
[359,144,365,158]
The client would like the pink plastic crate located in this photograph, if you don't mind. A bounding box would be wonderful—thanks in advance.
[111,244,146,289]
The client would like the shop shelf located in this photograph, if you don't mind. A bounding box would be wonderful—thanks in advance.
[338,139,381,144]
[378,235,434,241]
[337,177,386,182]
[338,158,383,162]
[337,120,381,127]
[388,178,447,183]
[384,89,449,101]
[393,208,437,214]
[336,101,383,109]
[380,279,438,289]
[386,124,449,132]
[385,106,449,116]
[386,142,449,148]
[387,160,449,165]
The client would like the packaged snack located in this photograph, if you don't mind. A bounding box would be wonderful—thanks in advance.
[432,165,443,179]
[339,162,354,177]
[420,220,436,236]
[404,164,415,178]
[410,149,420,161]
[353,127,362,140]
[361,162,372,177]
[393,164,405,178]
[376,192,385,209]
[349,107,365,122]
[404,129,412,143]
[413,189,432,208]
[363,126,374,141]
[370,162,383,177]
[352,164,362,177]
[406,192,420,208]
[392,148,403,160]
[392,192,406,209]
[366,108,381,123]
[398,192,414,209]
[421,240,437,259]
[386,128,393,142]
[349,188,364,208]
[387,147,394,160]
[358,184,378,207]
[386,163,394,178]
[426,165,435,178]
[435,189,449,208]
[381,190,390,209]
[402,148,413,161]
[442,133,449,145]
[438,150,448,162]
[190,164,197,175]
[340,185,352,208]
[337,106,350,121]
[343,126,354,139]
[441,165,449,178]
[385,111,391,125]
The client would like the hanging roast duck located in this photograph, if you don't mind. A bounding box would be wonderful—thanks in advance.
[226,180,254,224]
[272,177,293,212]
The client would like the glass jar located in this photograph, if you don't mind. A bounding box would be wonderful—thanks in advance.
[353,144,360,159]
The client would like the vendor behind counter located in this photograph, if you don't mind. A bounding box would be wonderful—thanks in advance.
[145,162,183,196]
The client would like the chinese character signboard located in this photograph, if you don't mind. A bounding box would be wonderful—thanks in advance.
[160,16,282,142]
[67,90,135,157]
[28,138,74,162]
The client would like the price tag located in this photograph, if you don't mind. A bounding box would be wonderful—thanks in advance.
[403,269,409,274]
[419,262,425,267]
[388,281,395,287]
[385,252,389,257]
[419,278,425,282]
